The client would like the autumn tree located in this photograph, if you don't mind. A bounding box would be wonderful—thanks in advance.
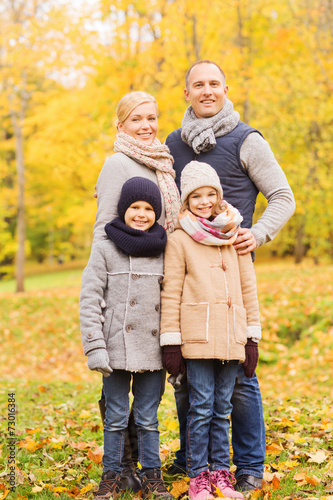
[1,0,332,275]
[0,0,98,289]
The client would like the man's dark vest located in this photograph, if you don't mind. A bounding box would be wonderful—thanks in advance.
[166,121,263,230]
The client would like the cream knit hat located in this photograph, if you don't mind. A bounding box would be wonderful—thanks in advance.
[180,161,223,203]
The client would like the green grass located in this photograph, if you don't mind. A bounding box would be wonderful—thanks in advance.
[1,259,333,498]
[0,268,83,293]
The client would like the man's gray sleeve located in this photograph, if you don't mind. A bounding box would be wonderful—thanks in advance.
[240,133,296,247]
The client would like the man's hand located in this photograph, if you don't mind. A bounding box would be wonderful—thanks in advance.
[233,227,257,255]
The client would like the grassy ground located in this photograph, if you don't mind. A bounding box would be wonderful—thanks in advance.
[1,259,333,499]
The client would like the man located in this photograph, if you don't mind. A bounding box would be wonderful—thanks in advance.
[164,60,295,492]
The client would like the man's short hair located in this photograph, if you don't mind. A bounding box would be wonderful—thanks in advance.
[185,60,226,89]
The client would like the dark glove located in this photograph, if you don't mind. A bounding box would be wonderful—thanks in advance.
[243,339,259,378]
[162,345,185,376]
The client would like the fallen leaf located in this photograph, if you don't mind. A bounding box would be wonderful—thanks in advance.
[78,410,91,419]
[266,443,283,454]
[263,472,284,482]
[272,476,280,489]
[294,472,306,481]
[31,486,44,493]
[80,483,93,494]
[170,478,189,499]
[304,474,321,485]
[69,440,94,450]
[87,448,103,464]
[306,450,329,464]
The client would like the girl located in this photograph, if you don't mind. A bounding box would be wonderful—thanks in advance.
[160,161,261,500]
[80,177,173,500]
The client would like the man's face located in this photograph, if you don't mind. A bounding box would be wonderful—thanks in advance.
[184,63,228,119]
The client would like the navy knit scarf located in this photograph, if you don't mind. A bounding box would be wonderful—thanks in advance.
[105,218,167,257]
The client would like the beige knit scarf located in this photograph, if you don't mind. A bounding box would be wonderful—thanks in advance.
[114,132,181,234]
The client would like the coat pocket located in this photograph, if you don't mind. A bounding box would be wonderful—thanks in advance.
[231,304,247,345]
[181,302,209,343]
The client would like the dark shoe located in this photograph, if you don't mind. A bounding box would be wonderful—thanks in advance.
[120,466,142,492]
[164,462,186,476]
[235,474,262,492]
[141,469,174,499]
[95,470,122,499]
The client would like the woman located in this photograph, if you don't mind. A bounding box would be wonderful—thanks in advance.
[92,91,181,498]
[93,91,180,243]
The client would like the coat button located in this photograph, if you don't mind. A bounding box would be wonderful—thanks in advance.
[158,277,163,284]
[126,325,132,332]
[130,299,136,306]
[132,274,139,280]
[152,329,158,336]
[155,304,160,312]
[222,260,227,271]
[227,297,232,308]
[87,333,93,339]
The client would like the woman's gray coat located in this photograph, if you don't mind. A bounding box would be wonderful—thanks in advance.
[79,239,163,372]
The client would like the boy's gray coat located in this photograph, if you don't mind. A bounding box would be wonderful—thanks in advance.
[79,239,163,372]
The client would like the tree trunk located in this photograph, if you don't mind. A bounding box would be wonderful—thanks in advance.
[11,112,25,292]
[294,222,305,264]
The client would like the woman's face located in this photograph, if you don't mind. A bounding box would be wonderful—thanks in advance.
[118,102,158,145]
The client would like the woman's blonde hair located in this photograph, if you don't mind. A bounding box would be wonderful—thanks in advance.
[180,190,228,218]
[116,91,158,126]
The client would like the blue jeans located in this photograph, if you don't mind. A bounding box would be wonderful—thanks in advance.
[174,363,265,478]
[186,359,238,477]
[103,369,163,475]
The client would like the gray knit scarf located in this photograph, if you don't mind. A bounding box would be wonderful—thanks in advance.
[181,99,240,154]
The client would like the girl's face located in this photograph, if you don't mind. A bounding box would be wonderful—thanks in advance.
[118,102,158,145]
[188,186,218,219]
[124,201,156,231]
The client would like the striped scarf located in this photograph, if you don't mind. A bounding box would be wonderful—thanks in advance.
[178,204,243,246]
[114,132,181,234]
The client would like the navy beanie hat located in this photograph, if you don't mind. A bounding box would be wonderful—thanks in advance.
[117,177,162,221]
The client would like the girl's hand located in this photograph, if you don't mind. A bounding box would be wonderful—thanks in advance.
[162,345,185,376]
[243,339,259,378]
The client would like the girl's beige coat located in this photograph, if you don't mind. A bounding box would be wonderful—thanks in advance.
[160,227,261,362]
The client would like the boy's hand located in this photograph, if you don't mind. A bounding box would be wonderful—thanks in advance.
[87,348,113,377]
[243,339,259,378]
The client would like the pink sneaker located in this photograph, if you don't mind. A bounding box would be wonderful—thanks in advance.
[188,470,214,500]
[210,470,244,499]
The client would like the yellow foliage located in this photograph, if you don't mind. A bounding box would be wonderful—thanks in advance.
[79,483,93,494]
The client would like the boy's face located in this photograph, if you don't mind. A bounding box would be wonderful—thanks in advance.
[124,201,156,231]
[188,186,218,219]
